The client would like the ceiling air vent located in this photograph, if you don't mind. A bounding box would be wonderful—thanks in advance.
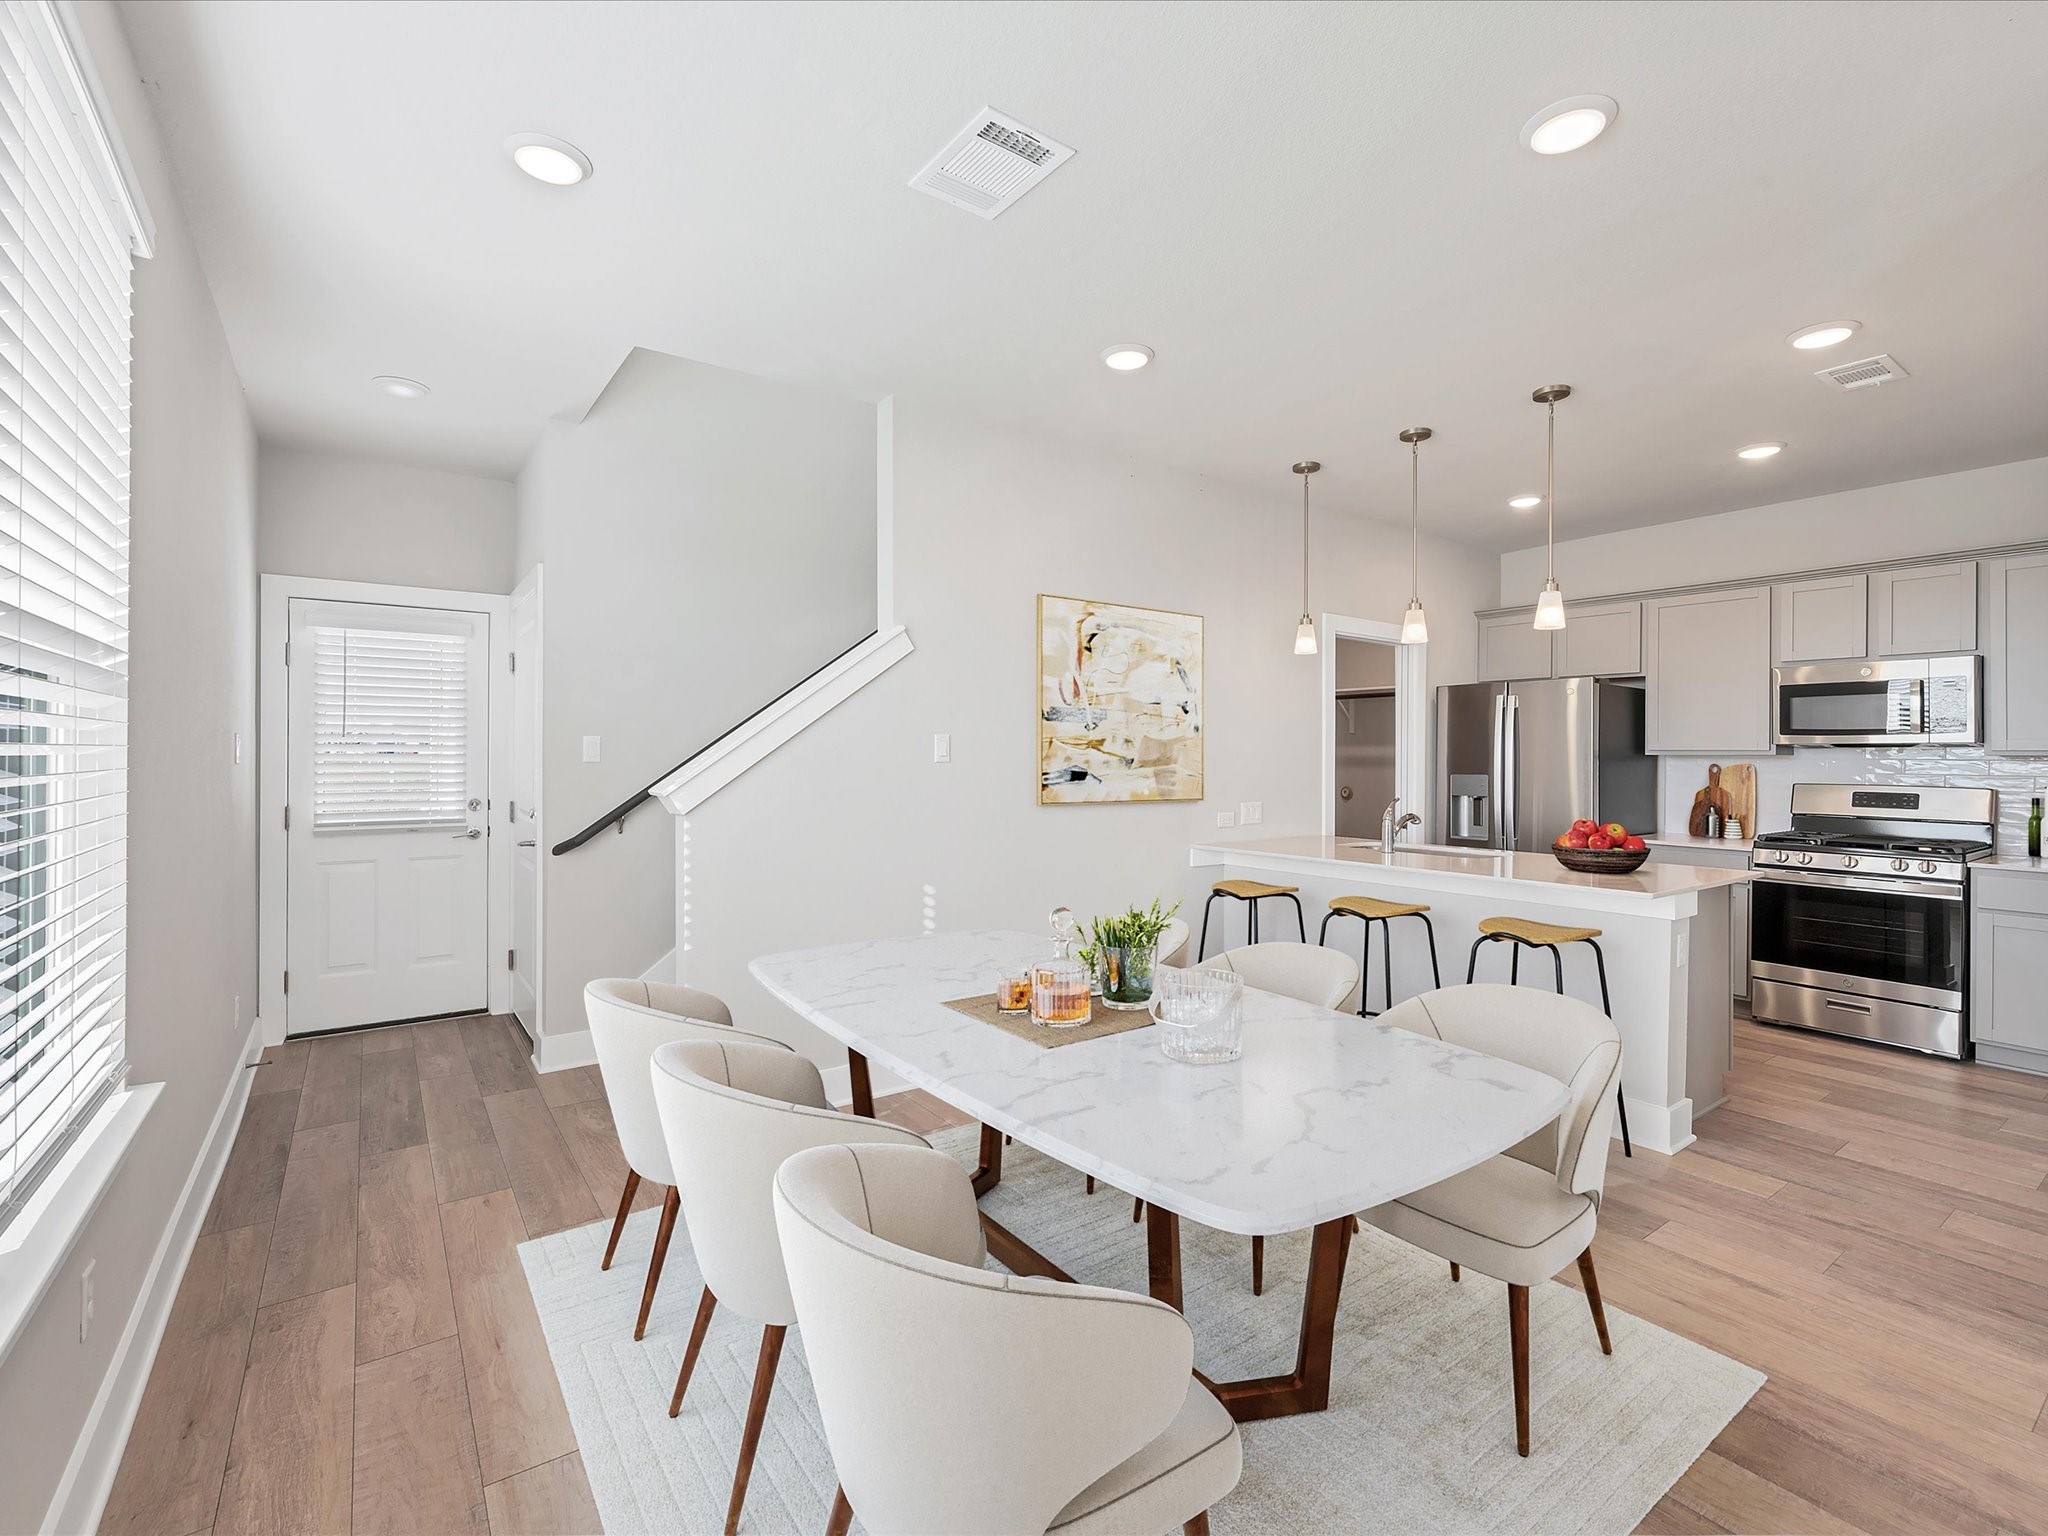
[909,109,1074,219]
[1816,353,1909,391]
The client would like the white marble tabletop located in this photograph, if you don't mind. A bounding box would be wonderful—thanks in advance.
[750,929,1573,1237]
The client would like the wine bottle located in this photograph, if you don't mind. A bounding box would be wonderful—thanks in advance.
[2030,796,2043,860]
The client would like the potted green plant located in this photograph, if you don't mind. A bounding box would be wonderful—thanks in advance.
[1090,897,1181,1011]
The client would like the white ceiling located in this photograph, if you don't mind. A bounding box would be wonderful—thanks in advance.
[120,0,2048,551]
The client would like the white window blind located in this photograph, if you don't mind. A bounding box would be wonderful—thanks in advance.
[0,2,136,1229]
[311,625,469,830]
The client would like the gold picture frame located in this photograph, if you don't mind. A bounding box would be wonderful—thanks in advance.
[1037,594,1204,804]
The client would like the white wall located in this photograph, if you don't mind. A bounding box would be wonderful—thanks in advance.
[519,349,879,1037]
[1,5,258,1530]
[677,396,1498,1071]
[258,443,516,593]
[1499,454,2048,607]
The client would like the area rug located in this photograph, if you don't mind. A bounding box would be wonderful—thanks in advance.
[520,1129,1761,1535]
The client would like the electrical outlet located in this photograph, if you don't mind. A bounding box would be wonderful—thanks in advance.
[1239,801,1263,826]
[1676,932,1689,969]
[1215,811,1236,829]
[232,731,242,766]
[932,733,950,763]
[232,994,241,1034]
[581,735,601,763]
[79,1259,95,1343]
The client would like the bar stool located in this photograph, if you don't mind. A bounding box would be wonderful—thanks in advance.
[1465,917,1631,1156]
[1196,879,1305,960]
[1318,895,1441,1017]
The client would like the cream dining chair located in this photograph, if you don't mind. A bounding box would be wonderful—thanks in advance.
[775,1141,1242,1536]
[651,1037,937,1535]
[1362,984,1622,1456]
[1130,942,1360,1295]
[585,977,791,1340]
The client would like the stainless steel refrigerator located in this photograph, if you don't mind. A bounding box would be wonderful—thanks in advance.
[1435,678,1656,850]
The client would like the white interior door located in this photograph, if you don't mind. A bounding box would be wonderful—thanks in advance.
[286,599,490,1034]
[509,573,542,1033]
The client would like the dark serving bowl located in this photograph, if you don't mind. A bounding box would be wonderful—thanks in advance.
[1550,845,1651,875]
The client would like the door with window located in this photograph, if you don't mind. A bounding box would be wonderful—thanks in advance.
[286,600,489,1033]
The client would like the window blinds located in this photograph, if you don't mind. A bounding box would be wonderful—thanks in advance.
[310,625,469,830]
[0,2,136,1227]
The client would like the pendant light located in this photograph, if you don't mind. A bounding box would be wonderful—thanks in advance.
[1293,460,1320,655]
[1397,427,1432,644]
[1531,384,1572,631]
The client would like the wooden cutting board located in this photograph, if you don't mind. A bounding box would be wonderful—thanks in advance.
[1720,762,1757,839]
[1687,763,1737,837]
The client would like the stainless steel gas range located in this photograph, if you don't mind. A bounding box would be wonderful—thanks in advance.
[1748,784,1996,1059]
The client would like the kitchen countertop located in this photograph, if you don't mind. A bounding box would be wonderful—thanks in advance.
[1981,854,2048,877]
[1190,835,1751,913]
[1644,832,1754,852]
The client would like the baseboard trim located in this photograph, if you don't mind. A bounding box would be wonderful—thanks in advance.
[1624,1093,1694,1157]
[43,1018,260,1535]
[532,1026,596,1075]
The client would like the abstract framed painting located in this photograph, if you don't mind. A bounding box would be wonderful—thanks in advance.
[1037,594,1203,804]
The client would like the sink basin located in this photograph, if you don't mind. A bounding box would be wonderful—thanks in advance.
[1344,840,1508,857]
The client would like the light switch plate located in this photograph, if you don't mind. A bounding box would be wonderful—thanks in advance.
[1240,801,1263,825]
[933,733,950,763]
[1216,811,1236,828]
[582,735,601,763]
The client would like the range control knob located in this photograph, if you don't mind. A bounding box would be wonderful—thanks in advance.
[1892,857,1910,872]
[1774,849,1791,864]
[1798,852,1814,866]
[1919,859,1938,874]
[1841,854,1860,869]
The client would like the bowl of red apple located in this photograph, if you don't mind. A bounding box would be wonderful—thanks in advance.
[1550,819,1651,874]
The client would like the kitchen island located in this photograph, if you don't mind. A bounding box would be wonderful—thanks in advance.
[1190,835,1752,1154]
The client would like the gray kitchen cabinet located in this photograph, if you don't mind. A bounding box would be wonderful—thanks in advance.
[1644,586,1774,753]
[1972,870,2048,1075]
[1984,553,2048,753]
[1553,600,1642,677]
[1772,572,1867,663]
[1872,561,1976,655]
[1647,843,1750,1000]
[1476,610,1552,682]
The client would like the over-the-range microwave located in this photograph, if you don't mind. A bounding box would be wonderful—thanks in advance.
[1772,655,1981,747]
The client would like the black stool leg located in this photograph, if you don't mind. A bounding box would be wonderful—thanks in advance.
[1588,940,1613,1015]
[1198,893,1220,961]
[1510,942,1521,984]
[1547,944,1564,994]
[1585,940,1630,1156]
[1249,897,1259,945]
[1284,893,1306,942]
[1465,934,1490,984]
[1378,916,1395,1015]
[1318,911,1336,946]
[1419,915,1442,989]
[1357,916,1373,1016]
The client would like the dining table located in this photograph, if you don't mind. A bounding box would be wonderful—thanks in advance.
[750,929,1573,1421]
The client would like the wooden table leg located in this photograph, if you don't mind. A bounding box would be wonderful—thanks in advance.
[970,1122,1003,1197]
[1145,1203,1183,1312]
[1205,1215,1353,1421]
[847,1049,875,1118]
[979,1211,1075,1283]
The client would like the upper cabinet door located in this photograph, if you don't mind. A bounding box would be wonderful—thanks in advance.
[1476,610,1552,682]
[1873,561,1977,655]
[1644,586,1774,753]
[1773,573,1868,663]
[1553,600,1643,677]
[1985,553,2048,753]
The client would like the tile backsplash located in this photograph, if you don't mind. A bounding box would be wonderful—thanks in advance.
[1659,747,2048,855]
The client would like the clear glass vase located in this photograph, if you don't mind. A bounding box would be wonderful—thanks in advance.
[1100,943,1157,1010]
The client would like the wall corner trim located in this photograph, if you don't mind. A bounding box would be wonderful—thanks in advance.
[650,624,914,817]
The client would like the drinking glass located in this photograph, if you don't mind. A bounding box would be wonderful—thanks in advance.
[1150,966,1244,1063]
[993,970,1032,1013]
[1030,959,1093,1029]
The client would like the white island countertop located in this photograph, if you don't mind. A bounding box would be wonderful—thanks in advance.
[1191,834,1750,917]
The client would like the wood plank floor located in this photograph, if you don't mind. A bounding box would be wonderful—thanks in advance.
[103,1012,2048,1534]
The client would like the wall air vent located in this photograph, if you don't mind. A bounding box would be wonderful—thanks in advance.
[909,109,1074,219]
[1815,353,1909,390]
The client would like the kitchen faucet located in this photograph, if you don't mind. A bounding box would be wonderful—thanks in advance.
[1381,799,1422,848]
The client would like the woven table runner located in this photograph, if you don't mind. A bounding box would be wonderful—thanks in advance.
[942,992,1156,1049]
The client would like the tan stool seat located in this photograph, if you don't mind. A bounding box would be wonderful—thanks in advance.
[1478,916,1603,946]
[1212,879,1297,899]
[1329,894,1430,921]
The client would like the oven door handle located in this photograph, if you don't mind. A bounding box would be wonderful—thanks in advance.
[1748,869,1965,901]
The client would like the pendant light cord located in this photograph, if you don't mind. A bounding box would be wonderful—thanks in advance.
[1301,470,1311,615]
[1410,439,1421,603]
[1546,401,1557,585]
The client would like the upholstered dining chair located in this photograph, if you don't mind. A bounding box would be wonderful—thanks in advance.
[651,1037,937,1536]
[1362,984,1621,1456]
[1156,916,1191,967]
[1131,943,1361,1295]
[775,1141,1242,1536]
[585,977,790,1340]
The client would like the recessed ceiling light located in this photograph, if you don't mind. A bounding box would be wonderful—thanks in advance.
[1101,344,1153,371]
[373,375,430,399]
[1521,95,1618,155]
[1787,320,1861,350]
[506,133,592,186]
[1508,495,1543,510]
[1736,441,1785,460]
